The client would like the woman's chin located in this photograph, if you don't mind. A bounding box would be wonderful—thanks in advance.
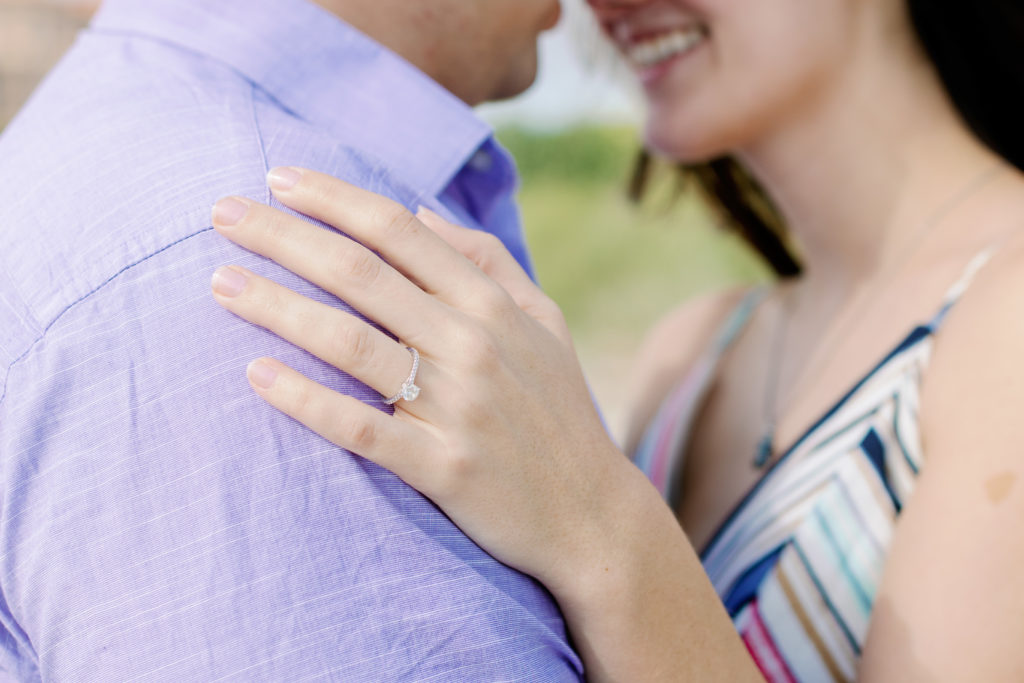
[644,125,724,166]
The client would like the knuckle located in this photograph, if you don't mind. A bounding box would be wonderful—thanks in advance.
[465,232,501,267]
[334,244,383,287]
[477,232,503,255]
[342,418,377,452]
[334,322,376,366]
[289,381,316,417]
[480,285,518,318]
[447,450,475,481]
[461,328,502,372]
[535,295,565,323]
[432,450,476,496]
[377,203,421,241]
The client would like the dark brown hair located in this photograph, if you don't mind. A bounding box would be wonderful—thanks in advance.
[636,0,1024,278]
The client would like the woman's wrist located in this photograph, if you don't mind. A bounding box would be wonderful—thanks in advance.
[547,460,687,679]
[541,455,763,682]
[542,451,674,613]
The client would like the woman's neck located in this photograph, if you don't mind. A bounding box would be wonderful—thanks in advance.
[736,34,1001,292]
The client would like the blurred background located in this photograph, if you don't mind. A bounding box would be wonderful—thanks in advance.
[0,0,765,441]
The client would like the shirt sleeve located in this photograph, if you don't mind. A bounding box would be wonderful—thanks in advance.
[0,219,582,680]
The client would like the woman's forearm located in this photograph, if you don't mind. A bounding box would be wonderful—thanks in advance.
[548,463,763,682]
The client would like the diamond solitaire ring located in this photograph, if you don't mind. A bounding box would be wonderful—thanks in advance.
[383,346,421,405]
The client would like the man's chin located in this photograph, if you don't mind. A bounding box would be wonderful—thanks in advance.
[488,60,540,103]
[541,2,562,32]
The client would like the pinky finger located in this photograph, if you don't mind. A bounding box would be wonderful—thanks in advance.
[415,207,541,307]
[416,208,572,342]
[246,358,438,485]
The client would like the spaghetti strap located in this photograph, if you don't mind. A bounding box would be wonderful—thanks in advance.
[928,242,1005,330]
[630,287,766,501]
[711,287,769,354]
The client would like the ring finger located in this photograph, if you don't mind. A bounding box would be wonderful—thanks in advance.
[211,264,443,418]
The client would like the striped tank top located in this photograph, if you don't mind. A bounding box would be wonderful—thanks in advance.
[631,248,998,682]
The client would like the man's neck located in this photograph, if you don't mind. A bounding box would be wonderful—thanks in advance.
[310,0,468,103]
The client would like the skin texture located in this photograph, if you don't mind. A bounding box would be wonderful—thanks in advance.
[209,0,1024,680]
[311,0,561,104]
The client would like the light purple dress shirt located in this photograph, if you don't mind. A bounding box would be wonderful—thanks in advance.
[0,0,583,679]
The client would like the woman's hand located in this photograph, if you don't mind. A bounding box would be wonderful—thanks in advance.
[209,168,766,682]
[209,167,632,592]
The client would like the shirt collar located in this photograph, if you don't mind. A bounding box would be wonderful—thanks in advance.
[90,0,494,197]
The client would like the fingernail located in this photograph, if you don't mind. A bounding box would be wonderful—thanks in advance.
[267,167,302,191]
[211,266,248,297]
[212,197,249,227]
[247,359,278,389]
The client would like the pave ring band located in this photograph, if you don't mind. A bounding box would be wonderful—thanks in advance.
[383,347,421,405]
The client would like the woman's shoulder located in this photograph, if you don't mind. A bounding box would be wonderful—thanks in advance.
[920,231,1024,463]
[623,285,757,451]
[862,233,1024,680]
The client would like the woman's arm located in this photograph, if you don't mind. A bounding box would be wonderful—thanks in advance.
[209,168,762,681]
[552,462,762,681]
[859,244,1024,682]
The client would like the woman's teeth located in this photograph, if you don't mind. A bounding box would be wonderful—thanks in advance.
[628,28,706,69]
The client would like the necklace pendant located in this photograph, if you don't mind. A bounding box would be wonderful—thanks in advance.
[754,432,774,469]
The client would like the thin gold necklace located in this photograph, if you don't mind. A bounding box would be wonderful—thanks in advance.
[754,162,1005,469]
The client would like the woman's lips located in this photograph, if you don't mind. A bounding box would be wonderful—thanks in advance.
[624,26,708,86]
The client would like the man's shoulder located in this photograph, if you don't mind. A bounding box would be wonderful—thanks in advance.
[0,42,581,677]
[0,210,581,678]
[0,30,266,327]
[0,29,420,361]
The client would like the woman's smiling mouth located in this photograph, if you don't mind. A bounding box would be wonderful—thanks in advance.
[626,26,707,69]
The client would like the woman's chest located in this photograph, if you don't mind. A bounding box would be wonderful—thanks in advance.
[674,378,768,551]
[682,349,930,680]
[672,324,930,552]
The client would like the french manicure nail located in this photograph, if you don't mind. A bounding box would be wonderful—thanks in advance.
[211,266,248,297]
[247,359,278,389]
[212,197,249,227]
[267,167,302,191]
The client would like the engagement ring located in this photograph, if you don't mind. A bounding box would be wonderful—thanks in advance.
[383,347,421,405]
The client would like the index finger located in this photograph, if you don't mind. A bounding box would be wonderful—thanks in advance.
[266,167,508,313]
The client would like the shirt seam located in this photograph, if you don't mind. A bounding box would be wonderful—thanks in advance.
[0,227,216,410]
[0,272,41,344]
[247,83,272,206]
[0,76,271,412]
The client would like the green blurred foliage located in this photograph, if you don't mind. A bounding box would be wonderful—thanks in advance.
[497,125,769,347]
[496,126,636,186]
